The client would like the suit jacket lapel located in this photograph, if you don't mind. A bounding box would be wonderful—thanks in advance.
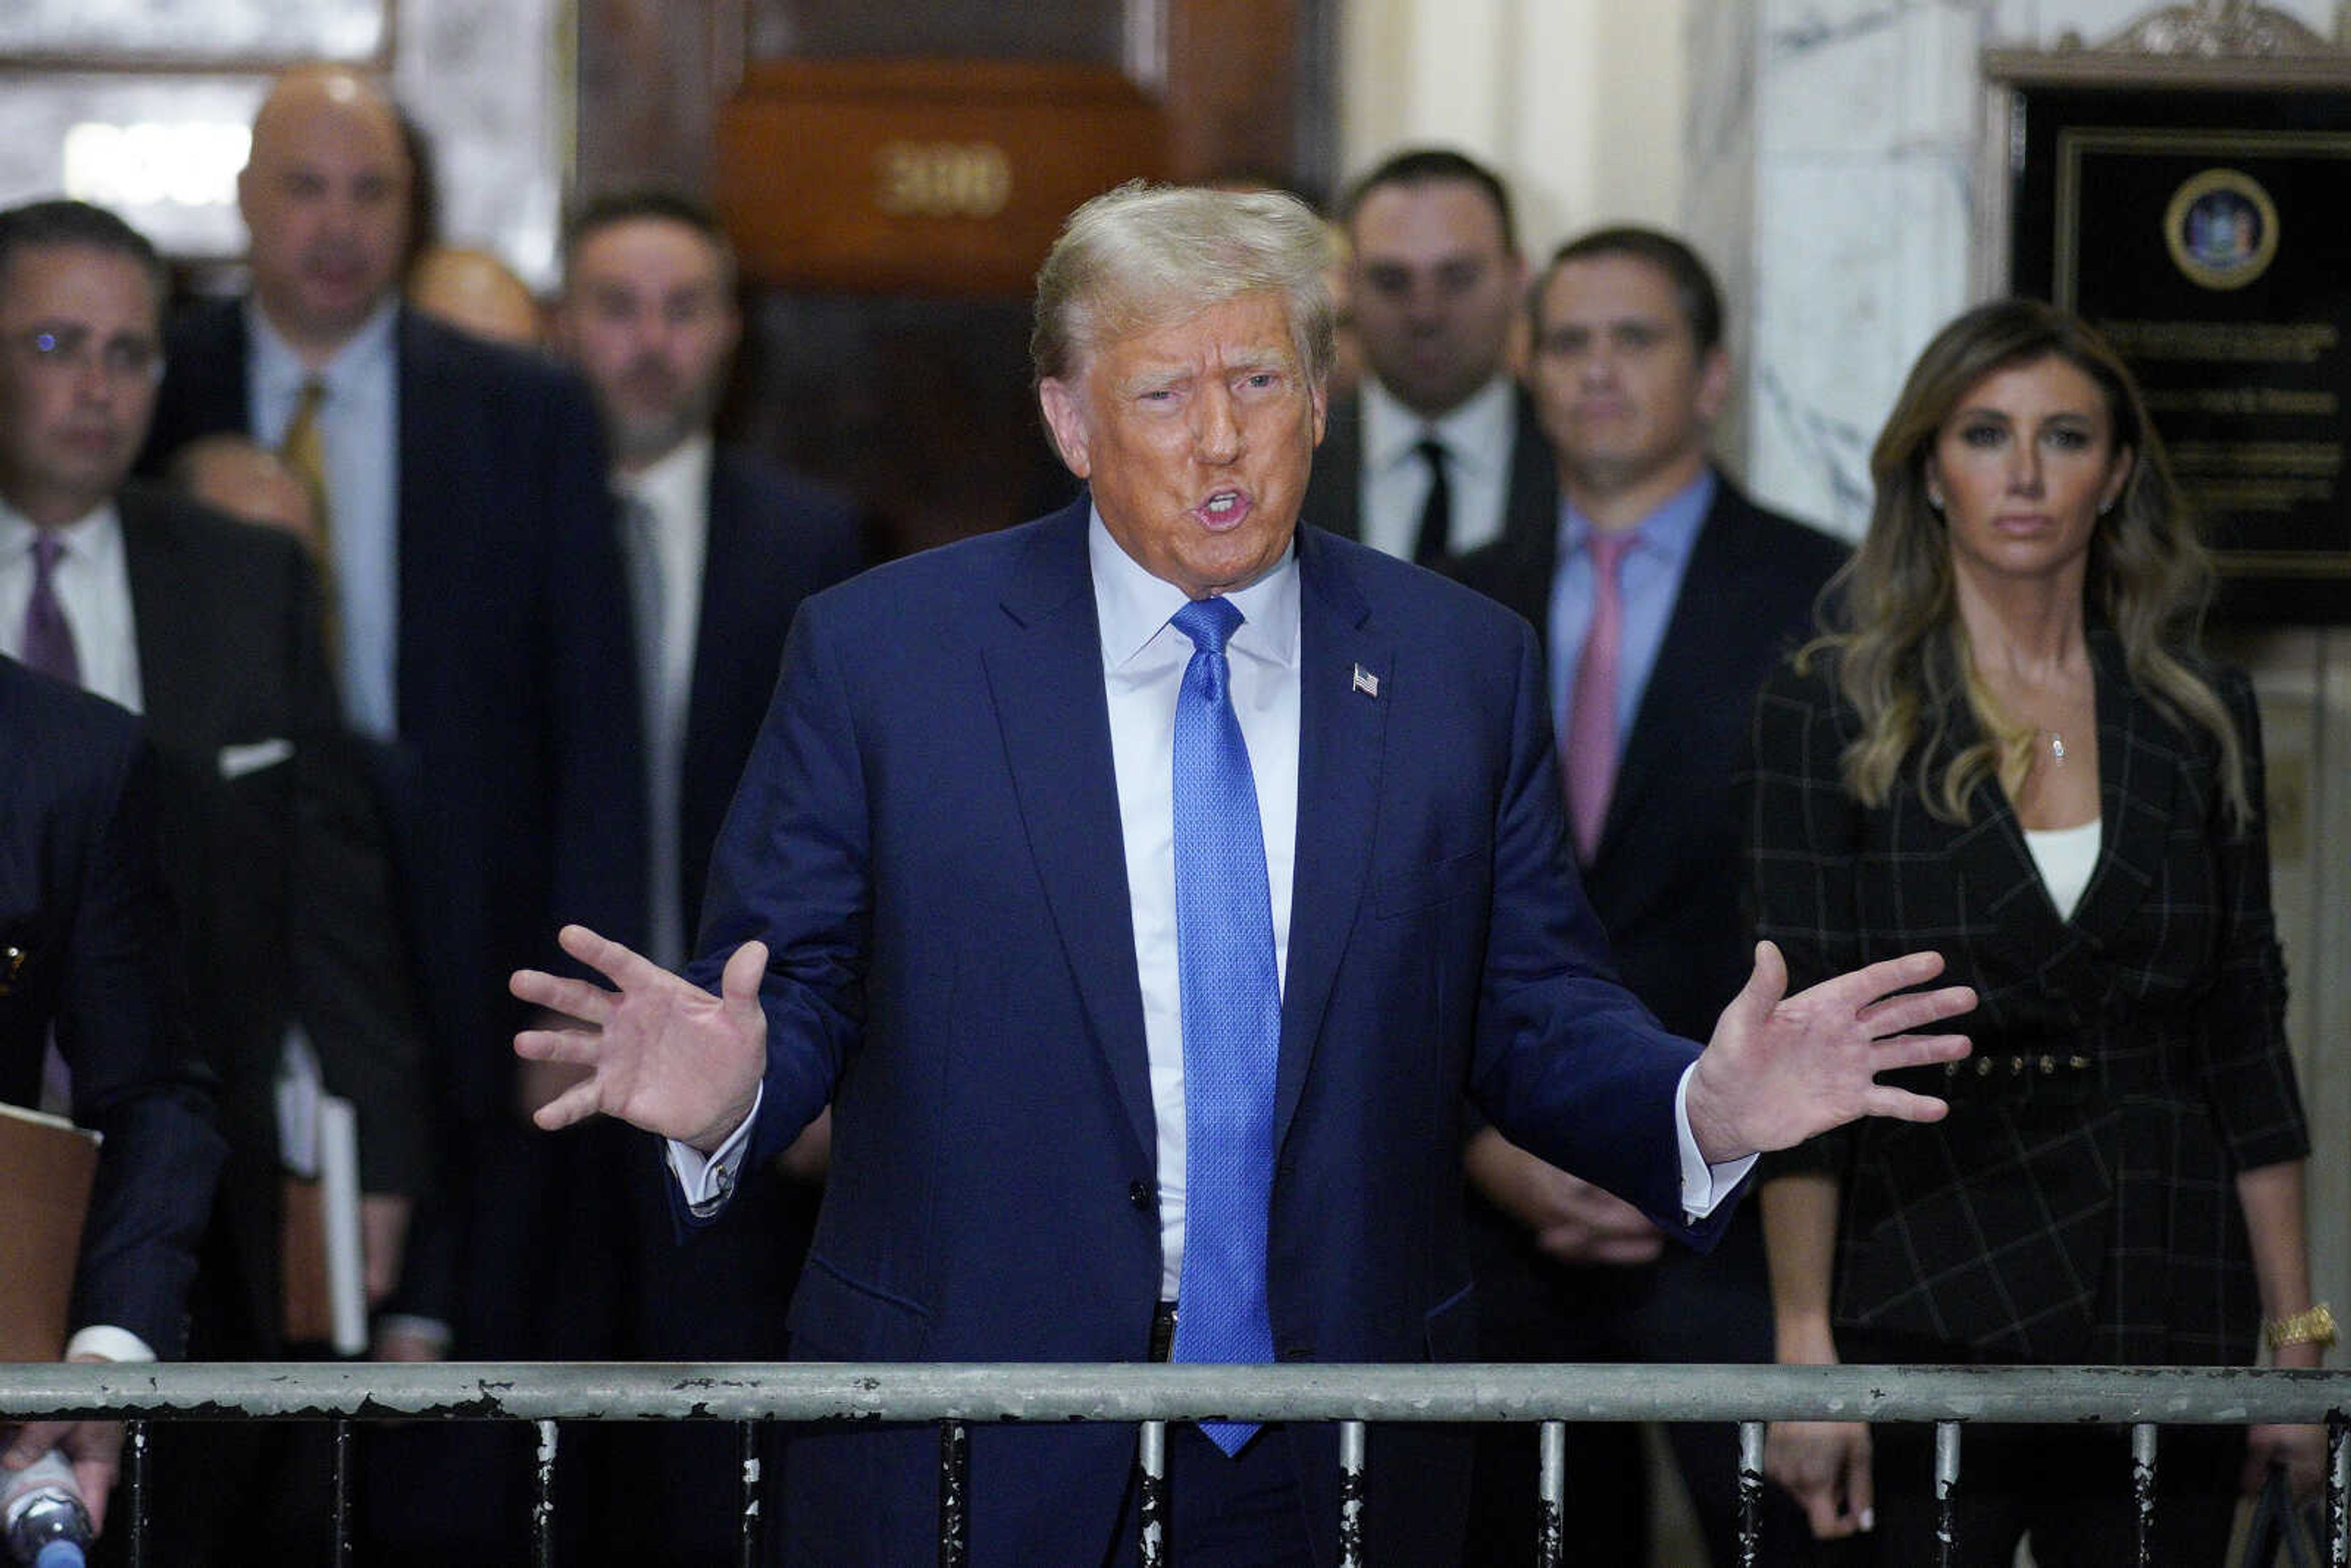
[981,504,1156,1163]
[2065,632,2173,943]
[1275,528,1386,1143]
[118,490,208,736]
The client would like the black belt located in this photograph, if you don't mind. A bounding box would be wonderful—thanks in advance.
[1150,1302,1178,1362]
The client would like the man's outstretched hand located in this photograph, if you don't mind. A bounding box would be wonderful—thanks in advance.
[1685,941,1973,1165]
[511,925,768,1153]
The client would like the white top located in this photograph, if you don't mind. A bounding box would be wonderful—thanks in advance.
[2023,817,2102,921]
[1359,373,1520,560]
[0,500,143,711]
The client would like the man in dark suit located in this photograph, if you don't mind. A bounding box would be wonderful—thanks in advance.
[1297,148,1554,570]
[133,66,645,1560]
[0,657,222,1539]
[512,184,1971,1568]
[0,195,430,1561]
[541,187,863,1566]
[1453,226,1850,1566]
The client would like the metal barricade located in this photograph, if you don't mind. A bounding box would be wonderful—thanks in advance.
[4,1361,2347,1566]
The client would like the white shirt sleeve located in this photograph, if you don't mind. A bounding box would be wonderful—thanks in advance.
[664,1084,765,1217]
[65,1326,154,1363]
[1674,1063,1758,1220]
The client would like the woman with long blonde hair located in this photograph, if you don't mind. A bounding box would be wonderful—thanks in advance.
[1744,299,2322,1566]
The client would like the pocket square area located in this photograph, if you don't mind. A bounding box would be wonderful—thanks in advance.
[218,737,295,779]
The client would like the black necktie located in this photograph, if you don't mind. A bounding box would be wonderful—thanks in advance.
[1412,437,1452,566]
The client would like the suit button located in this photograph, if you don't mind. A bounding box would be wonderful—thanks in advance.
[1129,1181,1153,1211]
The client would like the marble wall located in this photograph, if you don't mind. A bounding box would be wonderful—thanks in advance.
[1688,0,2351,1332]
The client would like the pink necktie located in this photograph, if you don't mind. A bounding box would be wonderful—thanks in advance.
[1565,530,1633,863]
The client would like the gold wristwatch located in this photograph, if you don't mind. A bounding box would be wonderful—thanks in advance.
[2265,1304,2337,1351]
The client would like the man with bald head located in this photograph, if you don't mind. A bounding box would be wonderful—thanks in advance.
[140,63,645,1561]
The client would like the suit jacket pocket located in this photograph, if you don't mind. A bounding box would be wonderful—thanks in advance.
[788,1251,932,1360]
[1374,846,1488,920]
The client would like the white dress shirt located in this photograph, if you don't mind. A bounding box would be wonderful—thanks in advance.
[617,436,714,969]
[1359,373,1520,561]
[0,500,144,712]
[672,512,1749,1256]
[247,297,401,740]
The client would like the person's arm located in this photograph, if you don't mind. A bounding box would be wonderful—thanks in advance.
[14,735,225,1536]
[2237,1160,2327,1495]
[1760,1172,1873,1538]
[1736,656,1881,1539]
[2192,672,2324,1494]
[1462,1126,1664,1266]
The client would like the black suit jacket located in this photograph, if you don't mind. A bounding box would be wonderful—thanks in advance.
[1455,473,1847,1038]
[143,301,648,1326]
[0,656,224,1354]
[118,483,429,1352]
[1297,384,1558,571]
[677,448,866,945]
[1743,635,2308,1365]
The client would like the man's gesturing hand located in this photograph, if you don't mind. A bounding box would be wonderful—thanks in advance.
[511,925,768,1153]
[1685,940,1974,1165]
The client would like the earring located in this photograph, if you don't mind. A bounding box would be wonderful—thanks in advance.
[1926,489,1944,512]
[2098,498,2116,516]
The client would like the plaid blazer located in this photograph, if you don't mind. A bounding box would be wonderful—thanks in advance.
[1739,632,2308,1365]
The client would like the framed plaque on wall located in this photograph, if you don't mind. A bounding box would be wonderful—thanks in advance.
[2000,70,2351,621]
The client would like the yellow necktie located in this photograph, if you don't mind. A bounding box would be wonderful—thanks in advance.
[279,379,338,655]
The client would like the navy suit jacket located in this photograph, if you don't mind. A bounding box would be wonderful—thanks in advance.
[691,498,1726,1565]
[1455,475,1848,1039]
[0,657,225,1354]
[142,301,646,1325]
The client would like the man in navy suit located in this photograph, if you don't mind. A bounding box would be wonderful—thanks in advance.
[1454,227,1850,1566]
[0,657,223,1536]
[541,187,863,1566]
[2,193,429,1559]
[136,66,644,1560]
[514,186,1971,1568]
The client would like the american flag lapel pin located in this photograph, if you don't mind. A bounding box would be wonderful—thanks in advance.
[1352,663,1379,699]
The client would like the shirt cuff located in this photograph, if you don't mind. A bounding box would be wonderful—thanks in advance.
[1675,1064,1757,1221]
[665,1085,763,1217]
[66,1326,156,1364]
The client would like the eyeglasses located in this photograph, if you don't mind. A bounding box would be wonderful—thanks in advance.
[8,325,165,383]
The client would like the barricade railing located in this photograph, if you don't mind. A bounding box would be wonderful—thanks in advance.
[3,1361,2347,1566]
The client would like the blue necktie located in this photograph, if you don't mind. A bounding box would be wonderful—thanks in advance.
[1166,595,1280,1456]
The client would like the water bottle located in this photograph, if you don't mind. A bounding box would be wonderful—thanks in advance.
[0,1449,91,1568]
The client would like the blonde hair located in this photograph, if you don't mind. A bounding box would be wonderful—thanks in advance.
[1807,299,2249,823]
[1031,181,1335,393]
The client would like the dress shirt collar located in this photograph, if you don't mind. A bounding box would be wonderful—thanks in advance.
[1558,466,1715,569]
[618,431,714,538]
[1,493,124,572]
[1087,506,1300,675]
[1362,370,1516,479]
[247,293,399,405]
